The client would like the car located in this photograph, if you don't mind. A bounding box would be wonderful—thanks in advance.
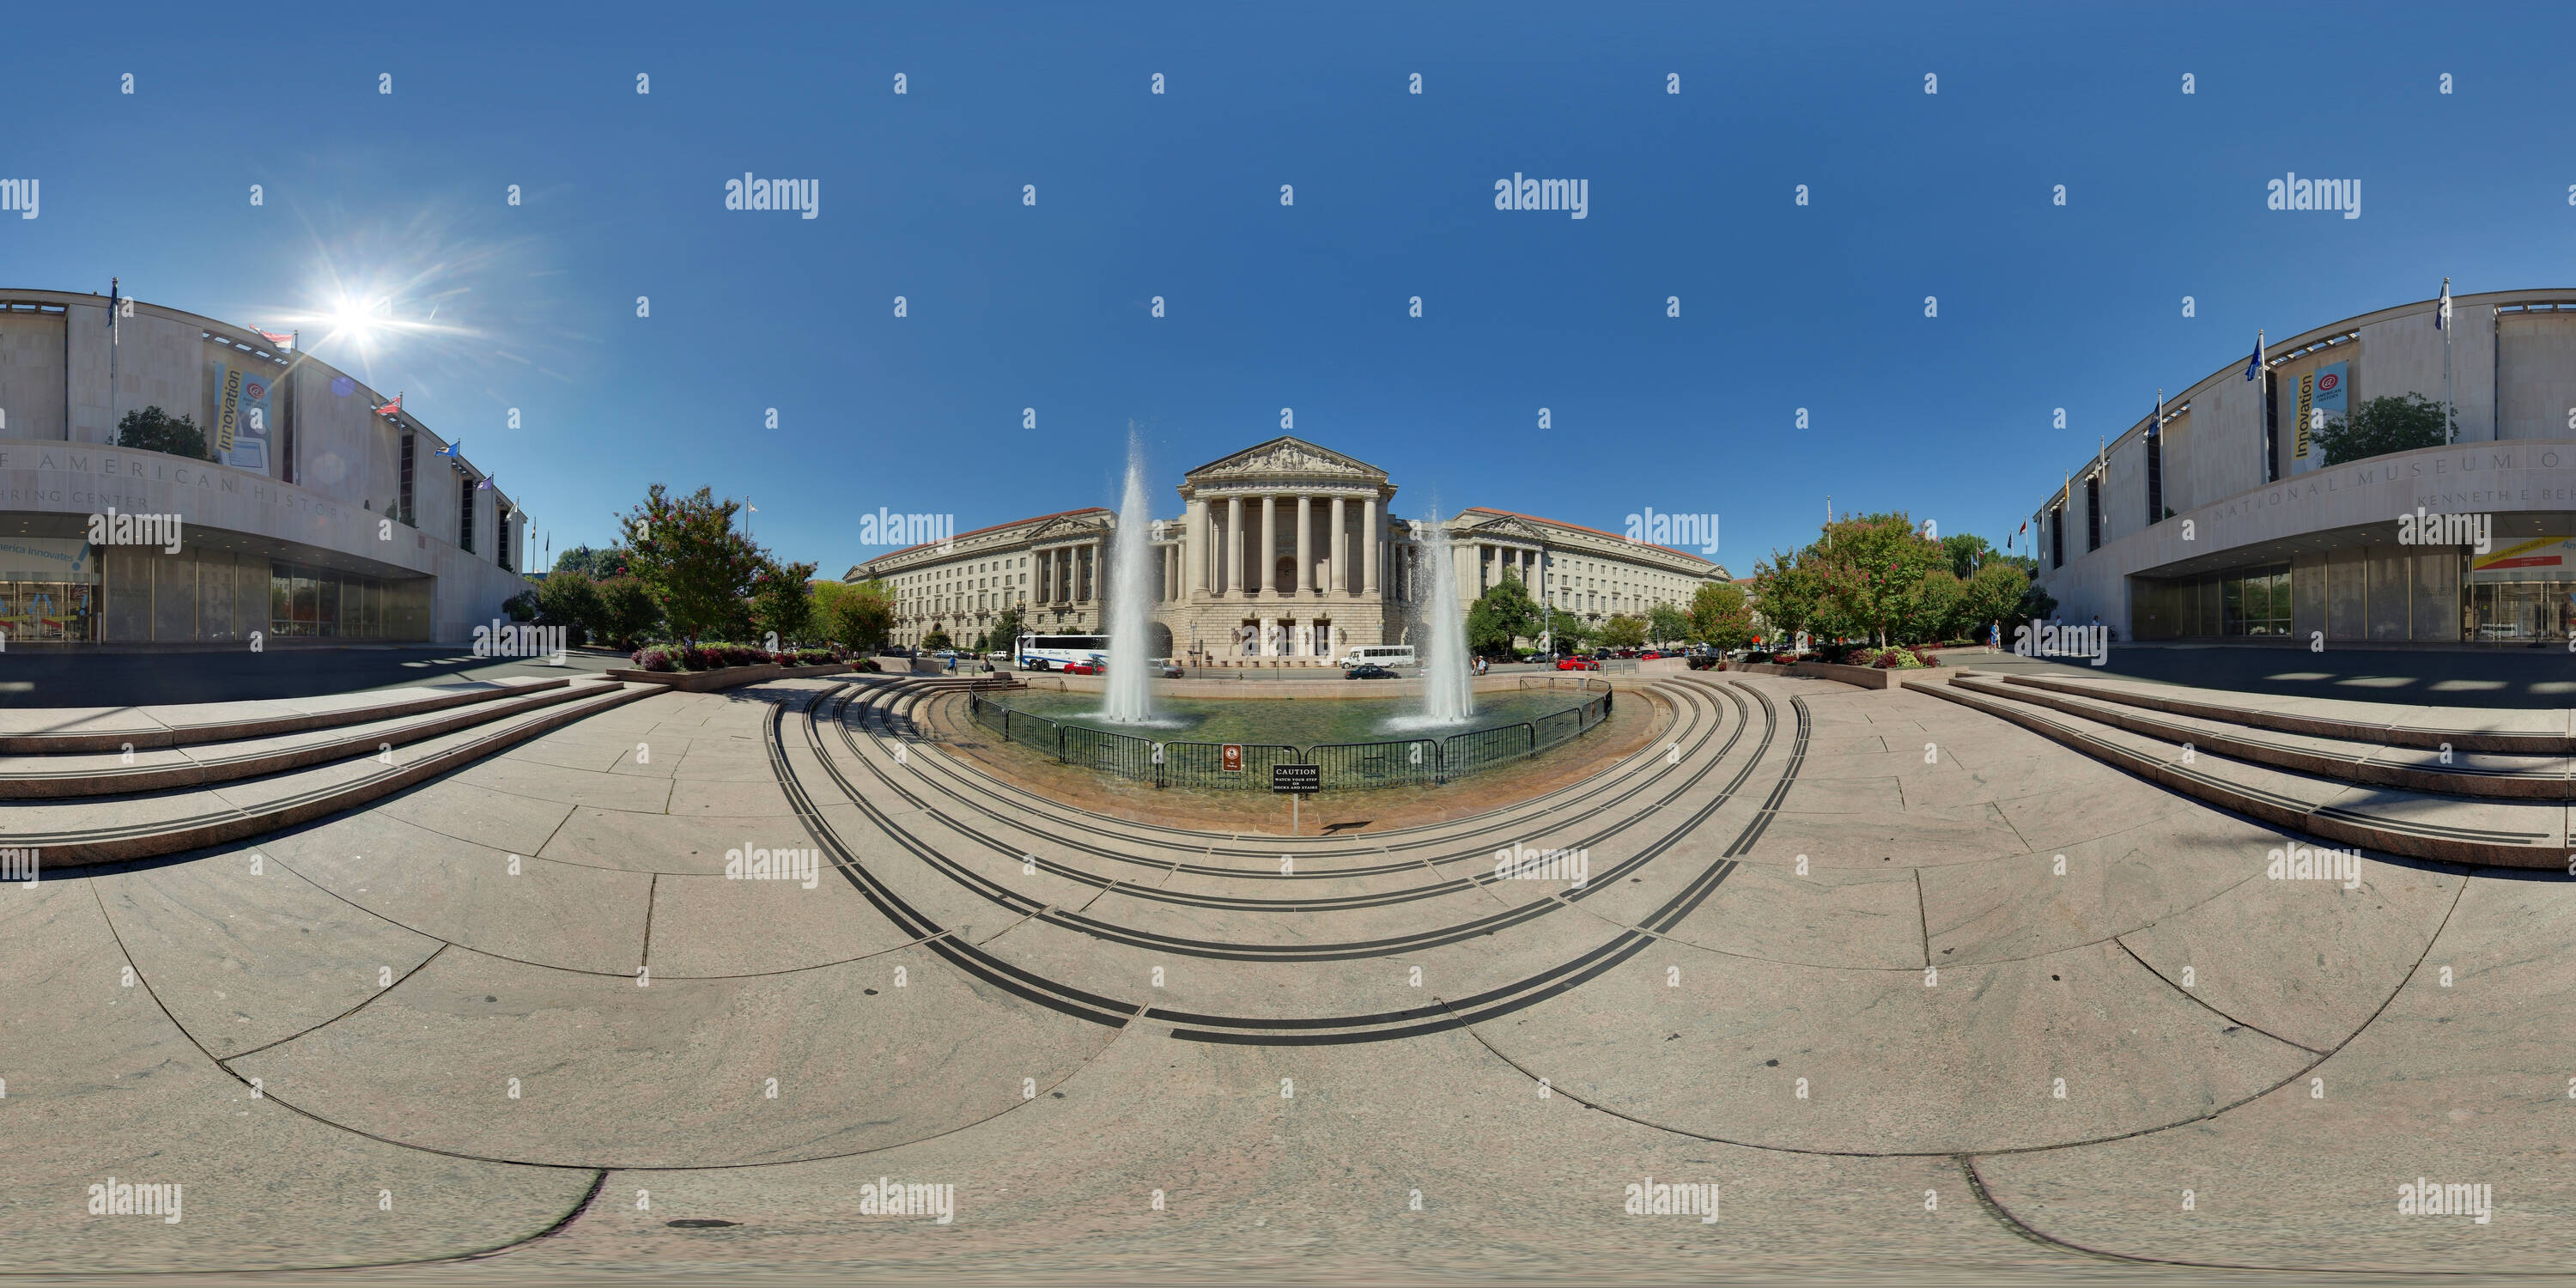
[1555,656,1601,671]
[1064,661,1100,676]
[1345,663,1399,679]
[1641,651,1662,659]
[1153,657,1185,678]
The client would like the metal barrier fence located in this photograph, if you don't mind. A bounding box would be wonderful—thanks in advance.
[963,678,1613,792]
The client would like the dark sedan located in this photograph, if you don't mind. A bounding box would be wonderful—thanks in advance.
[1344,664,1400,679]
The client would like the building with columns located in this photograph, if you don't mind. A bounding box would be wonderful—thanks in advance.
[854,437,1728,660]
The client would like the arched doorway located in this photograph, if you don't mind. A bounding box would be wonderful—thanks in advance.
[1274,554,1297,593]
[1145,621,1174,660]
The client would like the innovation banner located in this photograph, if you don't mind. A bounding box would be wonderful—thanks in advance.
[2286,361,2347,477]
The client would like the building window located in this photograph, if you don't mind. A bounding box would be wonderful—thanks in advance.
[459,476,476,554]
[2145,431,2164,525]
[2085,476,2102,552]
[2050,504,2064,569]
[398,434,416,526]
[497,510,511,569]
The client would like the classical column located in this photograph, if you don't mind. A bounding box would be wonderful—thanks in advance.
[1259,494,1277,595]
[1189,498,1210,595]
[1329,495,1347,595]
[1224,498,1241,596]
[1361,497,1378,596]
[1296,495,1313,596]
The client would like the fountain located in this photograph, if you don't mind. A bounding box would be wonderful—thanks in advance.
[1410,508,1476,726]
[1100,433,1158,725]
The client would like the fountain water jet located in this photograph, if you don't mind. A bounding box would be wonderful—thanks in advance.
[1413,508,1476,725]
[1100,433,1159,725]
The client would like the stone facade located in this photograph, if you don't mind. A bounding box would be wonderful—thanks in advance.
[0,289,528,644]
[855,437,1729,661]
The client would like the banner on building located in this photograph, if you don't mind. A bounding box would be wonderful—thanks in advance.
[229,368,272,472]
[2286,361,2347,477]
[207,362,271,472]
[2471,535,2576,582]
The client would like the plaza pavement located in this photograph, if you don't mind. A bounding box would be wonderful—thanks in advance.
[1,668,2569,1283]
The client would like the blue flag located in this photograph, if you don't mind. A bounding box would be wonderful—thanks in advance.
[2244,331,2263,381]
[434,440,460,458]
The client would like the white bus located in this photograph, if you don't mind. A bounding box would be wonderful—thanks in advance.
[1338,643,1418,670]
[1018,634,1109,671]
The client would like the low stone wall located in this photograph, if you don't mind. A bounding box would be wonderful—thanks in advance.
[1715,660,1956,690]
[605,662,852,692]
[1012,673,1605,701]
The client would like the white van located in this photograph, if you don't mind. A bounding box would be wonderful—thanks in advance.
[1339,644,1418,669]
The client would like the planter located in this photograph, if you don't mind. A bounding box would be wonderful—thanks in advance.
[1783,661,1959,690]
[605,662,851,692]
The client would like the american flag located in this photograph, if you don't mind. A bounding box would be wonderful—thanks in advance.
[373,393,404,417]
[257,328,296,350]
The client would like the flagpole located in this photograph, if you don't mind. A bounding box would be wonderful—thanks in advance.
[2440,277,2455,444]
[107,276,118,442]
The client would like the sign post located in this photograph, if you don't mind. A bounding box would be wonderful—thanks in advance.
[1271,762,1319,835]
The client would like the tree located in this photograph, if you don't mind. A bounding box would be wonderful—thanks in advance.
[1597,614,1648,649]
[812,580,896,653]
[619,484,765,645]
[1546,608,1594,653]
[990,605,1024,654]
[1688,581,1755,652]
[1750,552,1822,643]
[555,544,630,578]
[1939,532,1997,580]
[535,570,607,646]
[752,559,818,647]
[921,629,954,652]
[1947,560,2029,642]
[594,576,663,649]
[1646,602,1690,647]
[115,406,210,460]
[2317,393,2451,465]
[1464,571,1542,658]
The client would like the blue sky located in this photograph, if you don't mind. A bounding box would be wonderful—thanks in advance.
[7,3,2569,576]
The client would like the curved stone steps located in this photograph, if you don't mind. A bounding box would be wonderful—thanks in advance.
[1917,678,2568,869]
[0,680,660,868]
[0,674,583,755]
[0,677,623,799]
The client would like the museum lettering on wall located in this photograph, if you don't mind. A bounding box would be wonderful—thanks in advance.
[0,447,343,520]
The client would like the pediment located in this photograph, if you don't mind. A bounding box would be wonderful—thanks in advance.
[1183,436,1385,485]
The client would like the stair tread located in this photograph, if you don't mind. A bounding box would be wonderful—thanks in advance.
[1953,676,2572,800]
[1925,678,2570,860]
[0,682,654,855]
[1974,671,2575,749]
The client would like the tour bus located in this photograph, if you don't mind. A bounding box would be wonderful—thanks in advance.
[1336,643,1418,670]
[1018,634,1109,671]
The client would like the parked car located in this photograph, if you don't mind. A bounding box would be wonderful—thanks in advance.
[1640,651,1662,659]
[1555,656,1601,671]
[1153,657,1185,678]
[1064,661,1100,676]
[1345,663,1400,679]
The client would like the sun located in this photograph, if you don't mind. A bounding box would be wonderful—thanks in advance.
[325,295,385,346]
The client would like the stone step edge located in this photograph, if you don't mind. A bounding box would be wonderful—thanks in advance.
[1949,676,2572,803]
[0,676,580,756]
[1984,671,2573,755]
[1916,680,2567,870]
[11,681,663,871]
[0,679,622,800]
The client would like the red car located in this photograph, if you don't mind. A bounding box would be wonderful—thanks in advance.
[1064,662,1100,675]
[1555,656,1601,671]
[1641,651,1662,659]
